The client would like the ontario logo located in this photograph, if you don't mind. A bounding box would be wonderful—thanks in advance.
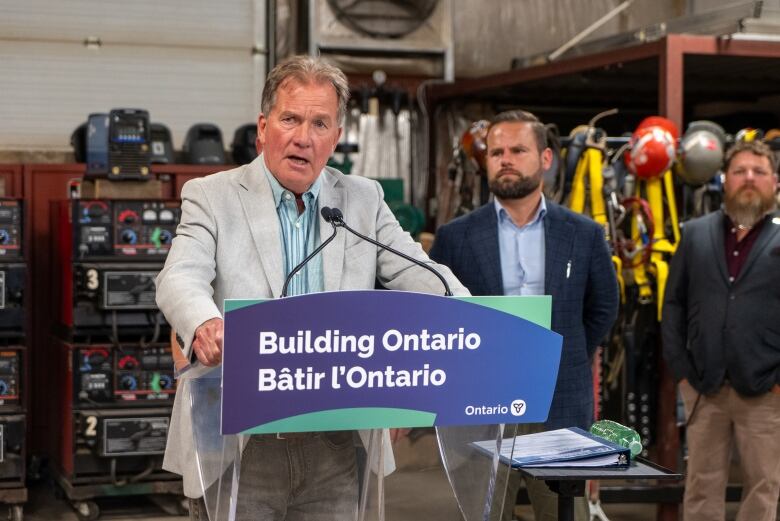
[464,399,526,417]
[510,399,526,416]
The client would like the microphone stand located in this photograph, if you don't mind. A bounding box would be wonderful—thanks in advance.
[280,208,339,298]
[329,208,453,296]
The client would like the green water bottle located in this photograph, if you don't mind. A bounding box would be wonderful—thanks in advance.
[589,419,642,459]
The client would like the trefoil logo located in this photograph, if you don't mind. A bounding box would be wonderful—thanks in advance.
[510,399,526,417]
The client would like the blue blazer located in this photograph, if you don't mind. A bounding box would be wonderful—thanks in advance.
[430,201,619,429]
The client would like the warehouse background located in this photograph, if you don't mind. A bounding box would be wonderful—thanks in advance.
[1,1,779,520]
[0,0,758,155]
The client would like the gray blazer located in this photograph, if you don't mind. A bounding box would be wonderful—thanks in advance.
[662,209,780,397]
[155,155,467,497]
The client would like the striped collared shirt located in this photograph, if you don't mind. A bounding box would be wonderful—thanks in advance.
[262,164,323,297]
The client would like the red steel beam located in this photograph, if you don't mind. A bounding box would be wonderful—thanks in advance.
[657,34,685,521]
[659,35,685,129]
[425,39,664,105]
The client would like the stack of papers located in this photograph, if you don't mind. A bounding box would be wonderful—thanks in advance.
[472,427,630,468]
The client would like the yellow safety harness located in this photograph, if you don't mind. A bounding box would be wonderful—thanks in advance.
[566,125,626,303]
[630,171,680,320]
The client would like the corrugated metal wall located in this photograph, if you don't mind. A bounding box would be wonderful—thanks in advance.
[452,0,682,77]
[690,0,780,12]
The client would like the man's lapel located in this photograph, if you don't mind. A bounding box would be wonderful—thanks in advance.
[318,169,347,292]
[236,156,285,298]
[708,211,729,284]
[469,204,503,295]
[544,202,575,294]
[737,210,780,282]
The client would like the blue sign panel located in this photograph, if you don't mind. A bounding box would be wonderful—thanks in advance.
[221,291,561,434]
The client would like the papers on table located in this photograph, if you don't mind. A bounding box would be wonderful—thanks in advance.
[472,427,630,468]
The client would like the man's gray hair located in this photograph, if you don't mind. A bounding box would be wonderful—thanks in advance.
[261,55,350,124]
[487,110,548,152]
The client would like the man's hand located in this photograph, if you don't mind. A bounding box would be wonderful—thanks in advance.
[193,318,224,366]
[389,428,412,443]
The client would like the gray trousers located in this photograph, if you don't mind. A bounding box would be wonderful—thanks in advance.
[500,470,590,521]
[190,432,358,521]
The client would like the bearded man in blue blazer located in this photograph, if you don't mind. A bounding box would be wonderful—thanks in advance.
[430,110,619,521]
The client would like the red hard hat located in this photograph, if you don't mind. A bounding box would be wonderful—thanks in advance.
[625,126,676,179]
[636,116,679,142]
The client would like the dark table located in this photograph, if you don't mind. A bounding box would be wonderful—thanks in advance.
[517,459,682,521]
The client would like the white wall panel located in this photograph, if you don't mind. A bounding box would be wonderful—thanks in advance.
[0,0,267,151]
[0,41,260,150]
[0,0,255,49]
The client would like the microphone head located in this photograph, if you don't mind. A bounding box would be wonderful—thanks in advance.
[330,208,344,223]
[320,207,333,222]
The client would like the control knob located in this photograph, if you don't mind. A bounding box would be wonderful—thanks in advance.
[120,375,137,390]
[120,229,138,244]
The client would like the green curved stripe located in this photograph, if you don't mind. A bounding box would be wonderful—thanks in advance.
[458,295,551,329]
[225,299,267,312]
[242,408,436,434]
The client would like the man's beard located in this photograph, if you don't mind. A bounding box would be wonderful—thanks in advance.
[488,168,542,199]
[723,185,777,228]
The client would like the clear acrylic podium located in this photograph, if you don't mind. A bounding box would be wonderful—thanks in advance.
[187,366,521,521]
[180,291,560,521]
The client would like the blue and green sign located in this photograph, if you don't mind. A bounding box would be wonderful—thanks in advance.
[221,291,561,434]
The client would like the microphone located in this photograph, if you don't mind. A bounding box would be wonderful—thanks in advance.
[280,207,340,298]
[328,207,453,296]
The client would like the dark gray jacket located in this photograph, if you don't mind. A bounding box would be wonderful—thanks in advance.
[662,209,780,396]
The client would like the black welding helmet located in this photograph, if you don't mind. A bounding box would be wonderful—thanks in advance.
[70,122,87,163]
[231,124,258,165]
[183,123,226,164]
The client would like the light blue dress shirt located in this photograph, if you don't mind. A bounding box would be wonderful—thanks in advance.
[495,197,547,296]
[262,165,324,297]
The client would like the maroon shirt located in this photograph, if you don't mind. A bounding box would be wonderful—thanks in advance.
[723,214,768,282]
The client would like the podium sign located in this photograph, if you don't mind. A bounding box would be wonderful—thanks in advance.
[221,291,561,435]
